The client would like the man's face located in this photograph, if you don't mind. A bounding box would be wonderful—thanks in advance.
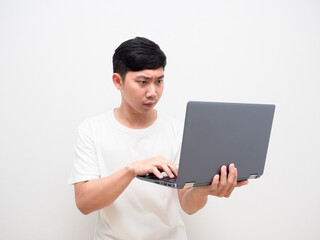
[119,68,164,114]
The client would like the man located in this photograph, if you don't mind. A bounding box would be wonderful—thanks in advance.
[69,37,248,240]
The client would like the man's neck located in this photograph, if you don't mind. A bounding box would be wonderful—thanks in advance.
[114,106,157,129]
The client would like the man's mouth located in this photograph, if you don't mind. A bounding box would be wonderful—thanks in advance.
[144,101,156,108]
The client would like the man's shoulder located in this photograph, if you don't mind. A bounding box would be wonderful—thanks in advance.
[78,111,113,130]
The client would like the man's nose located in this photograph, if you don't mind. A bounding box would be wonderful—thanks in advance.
[146,84,156,98]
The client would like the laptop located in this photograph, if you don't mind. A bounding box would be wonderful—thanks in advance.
[137,101,275,189]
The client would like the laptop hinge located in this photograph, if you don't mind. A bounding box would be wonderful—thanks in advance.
[183,182,195,188]
[248,174,258,179]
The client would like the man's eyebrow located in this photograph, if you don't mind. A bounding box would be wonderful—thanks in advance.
[136,75,151,80]
[136,74,165,80]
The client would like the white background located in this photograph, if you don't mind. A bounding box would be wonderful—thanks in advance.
[1,0,319,239]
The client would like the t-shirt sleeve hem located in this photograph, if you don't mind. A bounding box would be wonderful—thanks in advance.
[68,175,100,185]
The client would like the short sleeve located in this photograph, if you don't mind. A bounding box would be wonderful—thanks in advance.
[68,120,100,184]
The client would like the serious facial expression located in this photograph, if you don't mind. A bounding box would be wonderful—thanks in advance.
[120,68,164,113]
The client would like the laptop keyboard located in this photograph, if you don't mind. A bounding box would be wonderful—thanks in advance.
[144,174,177,183]
[161,176,177,183]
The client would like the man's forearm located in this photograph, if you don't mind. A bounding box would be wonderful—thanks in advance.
[74,166,136,215]
[74,155,179,215]
[179,165,249,215]
[179,188,209,215]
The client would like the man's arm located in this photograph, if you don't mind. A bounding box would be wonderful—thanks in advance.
[74,155,177,215]
[178,164,248,215]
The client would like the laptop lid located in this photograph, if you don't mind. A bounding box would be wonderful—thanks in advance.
[176,101,275,188]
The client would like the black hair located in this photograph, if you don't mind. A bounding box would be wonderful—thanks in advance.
[112,37,167,80]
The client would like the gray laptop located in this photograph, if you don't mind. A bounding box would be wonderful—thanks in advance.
[137,101,275,189]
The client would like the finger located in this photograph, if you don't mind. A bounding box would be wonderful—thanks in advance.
[151,167,163,179]
[225,165,237,197]
[167,162,178,177]
[210,174,219,191]
[227,164,236,184]
[159,163,175,178]
[219,164,235,197]
[217,165,227,191]
[156,156,177,177]
[157,156,178,177]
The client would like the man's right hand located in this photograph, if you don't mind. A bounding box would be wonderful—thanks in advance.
[127,155,178,179]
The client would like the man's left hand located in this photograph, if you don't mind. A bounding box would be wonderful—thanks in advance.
[192,163,248,198]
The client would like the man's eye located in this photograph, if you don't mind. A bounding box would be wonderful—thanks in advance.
[140,81,147,85]
[157,80,163,84]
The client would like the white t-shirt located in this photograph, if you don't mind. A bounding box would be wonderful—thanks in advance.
[69,110,187,240]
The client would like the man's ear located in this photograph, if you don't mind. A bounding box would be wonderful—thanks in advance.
[112,73,123,90]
